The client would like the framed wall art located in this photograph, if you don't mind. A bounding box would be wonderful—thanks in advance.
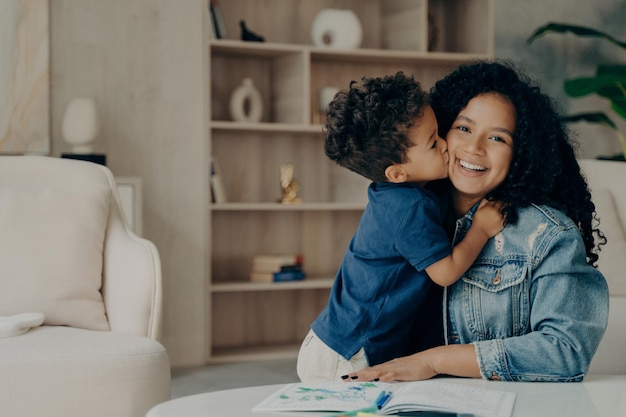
[0,0,50,154]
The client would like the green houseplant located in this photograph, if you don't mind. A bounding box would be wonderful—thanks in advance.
[527,22,626,160]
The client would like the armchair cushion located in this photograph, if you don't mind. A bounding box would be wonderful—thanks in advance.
[0,156,170,417]
[0,159,110,331]
[579,159,626,375]
[592,188,626,296]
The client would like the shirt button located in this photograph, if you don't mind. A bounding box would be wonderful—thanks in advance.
[492,271,501,285]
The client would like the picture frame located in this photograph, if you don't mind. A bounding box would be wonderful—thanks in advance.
[0,0,50,154]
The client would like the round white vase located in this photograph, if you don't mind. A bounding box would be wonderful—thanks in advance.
[229,78,263,123]
[311,9,362,49]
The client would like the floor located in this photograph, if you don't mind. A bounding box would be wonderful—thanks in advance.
[170,358,300,399]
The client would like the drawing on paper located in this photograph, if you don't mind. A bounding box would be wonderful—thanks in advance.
[274,382,379,407]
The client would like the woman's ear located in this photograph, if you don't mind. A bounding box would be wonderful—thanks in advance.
[385,164,407,183]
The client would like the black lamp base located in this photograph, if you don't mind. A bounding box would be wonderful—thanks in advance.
[61,153,107,166]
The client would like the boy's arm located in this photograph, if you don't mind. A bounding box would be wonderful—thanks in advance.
[425,200,504,287]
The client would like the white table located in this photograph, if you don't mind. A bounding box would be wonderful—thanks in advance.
[147,375,626,417]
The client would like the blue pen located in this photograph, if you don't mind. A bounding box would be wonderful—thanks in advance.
[373,390,386,407]
[376,392,392,409]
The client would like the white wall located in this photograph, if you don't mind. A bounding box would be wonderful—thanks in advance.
[51,0,208,366]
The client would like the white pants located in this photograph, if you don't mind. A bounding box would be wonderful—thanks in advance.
[296,329,368,382]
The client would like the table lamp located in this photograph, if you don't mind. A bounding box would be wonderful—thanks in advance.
[61,97,106,165]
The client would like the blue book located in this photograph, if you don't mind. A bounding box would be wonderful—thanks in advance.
[250,269,306,283]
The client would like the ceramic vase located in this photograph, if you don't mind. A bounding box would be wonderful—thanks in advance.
[311,9,362,49]
[229,78,263,123]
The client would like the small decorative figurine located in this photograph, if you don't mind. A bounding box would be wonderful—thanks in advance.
[279,163,303,204]
[240,20,264,42]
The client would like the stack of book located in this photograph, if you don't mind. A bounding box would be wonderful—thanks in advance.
[250,254,306,283]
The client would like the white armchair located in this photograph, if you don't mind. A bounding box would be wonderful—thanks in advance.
[580,159,626,375]
[0,156,170,417]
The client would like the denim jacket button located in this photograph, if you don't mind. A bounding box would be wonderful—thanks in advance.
[492,271,501,285]
[490,371,501,381]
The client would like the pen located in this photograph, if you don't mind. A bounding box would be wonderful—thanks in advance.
[374,390,387,407]
[376,392,392,409]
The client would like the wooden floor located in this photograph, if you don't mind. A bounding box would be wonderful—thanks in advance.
[170,358,299,399]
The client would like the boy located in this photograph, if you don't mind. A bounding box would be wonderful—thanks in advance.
[297,72,504,382]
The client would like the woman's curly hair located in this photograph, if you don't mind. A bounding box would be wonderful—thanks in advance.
[324,72,428,182]
[430,59,605,266]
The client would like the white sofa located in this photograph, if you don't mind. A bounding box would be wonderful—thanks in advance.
[579,159,626,375]
[0,156,171,417]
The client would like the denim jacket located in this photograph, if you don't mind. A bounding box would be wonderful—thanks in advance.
[444,203,609,382]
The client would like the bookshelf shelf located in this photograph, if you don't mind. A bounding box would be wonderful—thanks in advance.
[206,0,494,363]
[211,120,322,134]
[211,202,365,211]
[211,278,334,293]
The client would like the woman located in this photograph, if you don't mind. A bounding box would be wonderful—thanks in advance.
[347,60,609,383]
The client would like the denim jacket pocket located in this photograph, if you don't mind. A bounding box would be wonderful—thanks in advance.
[462,260,526,292]
[457,260,530,339]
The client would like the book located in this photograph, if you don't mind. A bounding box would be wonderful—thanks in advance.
[206,3,218,40]
[250,268,306,283]
[252,380,516,417]
[210,0,227,39]
[251,254,304,273]
[210,156,226,203]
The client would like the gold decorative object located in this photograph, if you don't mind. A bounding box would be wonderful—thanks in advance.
[279,163,303,204]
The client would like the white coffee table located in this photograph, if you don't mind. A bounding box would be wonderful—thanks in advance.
[147,375,626,417]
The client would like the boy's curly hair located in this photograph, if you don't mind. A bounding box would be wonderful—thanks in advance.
[324,72,429,182]
[430,59,605,265]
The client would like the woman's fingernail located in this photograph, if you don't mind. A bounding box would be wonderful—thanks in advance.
[350,375,358,380]
[340,375,349,380]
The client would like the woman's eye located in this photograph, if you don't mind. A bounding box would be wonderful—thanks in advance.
[456,125,470,133]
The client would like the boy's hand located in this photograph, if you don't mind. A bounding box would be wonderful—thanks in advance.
[474,199,505,238]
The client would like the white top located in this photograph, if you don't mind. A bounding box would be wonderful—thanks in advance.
[147,375,626,417]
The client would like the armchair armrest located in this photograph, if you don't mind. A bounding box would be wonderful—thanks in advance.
[102,175,163,340]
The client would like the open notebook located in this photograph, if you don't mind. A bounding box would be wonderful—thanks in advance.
[252,380,515,417]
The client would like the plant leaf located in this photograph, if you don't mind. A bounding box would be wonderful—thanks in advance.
[597,64,626,78]
[561,112,617,129]
[526,22,626,50]
[611,100,626,120]
[564,76,626,98]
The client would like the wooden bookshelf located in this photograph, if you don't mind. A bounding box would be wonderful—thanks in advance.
[206,0,494,363]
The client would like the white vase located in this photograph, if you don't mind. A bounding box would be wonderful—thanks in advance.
[229,78,263,123]
[311,9,362,49]
[318,86,340,112]
[62,98,99,154]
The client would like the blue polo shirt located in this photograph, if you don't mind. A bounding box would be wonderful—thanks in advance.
[311,182,451,365]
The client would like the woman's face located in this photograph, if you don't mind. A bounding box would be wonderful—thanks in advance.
[446,92,516,211]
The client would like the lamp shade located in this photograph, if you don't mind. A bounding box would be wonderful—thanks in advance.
[62,98,99,153]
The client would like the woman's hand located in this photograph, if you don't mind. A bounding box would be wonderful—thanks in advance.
[344,351,438,382]
[345,345,481,382]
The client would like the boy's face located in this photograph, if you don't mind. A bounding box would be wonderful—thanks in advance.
[395,106,449,186]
